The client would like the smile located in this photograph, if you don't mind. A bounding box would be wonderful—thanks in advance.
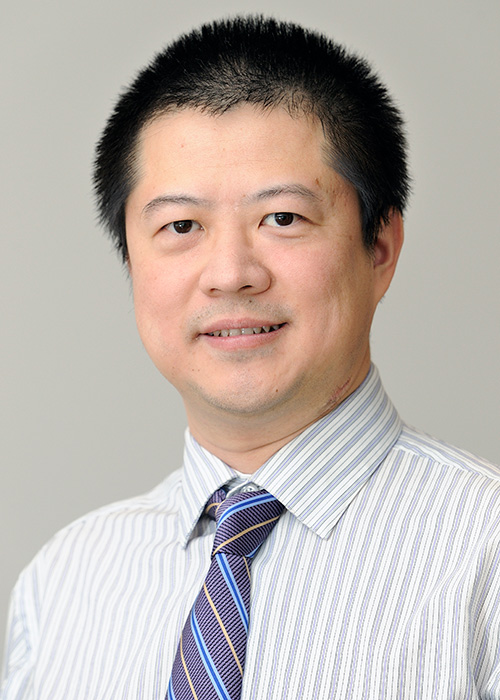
[206,324,285,337]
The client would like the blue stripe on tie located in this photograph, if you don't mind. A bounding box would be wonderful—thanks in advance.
[191,607,230,700]
[246,545,260,559]
[167,677,176,700]
[218,553,249,631]
[217,492,276,527]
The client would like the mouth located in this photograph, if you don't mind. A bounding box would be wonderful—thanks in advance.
[204,323,286,338]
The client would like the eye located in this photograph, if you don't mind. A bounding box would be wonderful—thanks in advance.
[164,220,202,234]
[262,212,301,227]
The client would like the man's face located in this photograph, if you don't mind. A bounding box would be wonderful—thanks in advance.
[125,106,398,430]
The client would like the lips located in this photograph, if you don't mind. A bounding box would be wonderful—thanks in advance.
[206,324,284,337]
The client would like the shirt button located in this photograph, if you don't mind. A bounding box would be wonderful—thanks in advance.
[242,483,258,492]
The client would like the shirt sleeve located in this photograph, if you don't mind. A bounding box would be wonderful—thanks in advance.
[477,534,500,698]
[1,562,40,700]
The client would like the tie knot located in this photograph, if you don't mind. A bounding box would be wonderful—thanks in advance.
[205,488,284,558]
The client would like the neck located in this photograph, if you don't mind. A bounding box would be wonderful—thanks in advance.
[185,366,371,473]
[187,415,317,474]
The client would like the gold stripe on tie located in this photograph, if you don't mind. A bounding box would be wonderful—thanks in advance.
[204,583,243,676]
[212,516,281,556]
[180,633,199,700]
[205,502,220,516]
[243,557,251,580]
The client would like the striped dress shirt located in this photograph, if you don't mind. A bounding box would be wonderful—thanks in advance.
[3,366,500,699]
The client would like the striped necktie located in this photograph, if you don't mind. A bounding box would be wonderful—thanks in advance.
[166,488,285,700]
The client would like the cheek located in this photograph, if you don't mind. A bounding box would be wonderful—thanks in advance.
[290,245,375,336]
[132,279,187,381]
[286,248,345,310]
[131,273,183,362]
[132,264,189,322]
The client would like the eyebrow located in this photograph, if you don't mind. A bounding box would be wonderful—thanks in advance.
[141,183,322,219]
[141,194,212,219]
[244,184,322,203]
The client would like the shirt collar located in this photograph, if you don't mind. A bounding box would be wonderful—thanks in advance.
[179,365,402,545]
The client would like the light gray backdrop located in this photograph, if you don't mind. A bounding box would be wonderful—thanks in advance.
[1,0,499,664]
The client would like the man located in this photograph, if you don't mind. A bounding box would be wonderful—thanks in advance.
[2,16,500,699]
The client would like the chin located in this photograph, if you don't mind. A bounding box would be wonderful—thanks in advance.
[185,376,305,419]
[199,392,282,417]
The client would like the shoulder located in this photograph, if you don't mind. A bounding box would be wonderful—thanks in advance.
[50,467,183,541]
[394,424,500,481]
[384,426,500,567]
[382,425,500,536]
[2,470,185,690]
[17,468,185,592]
[390,425,500,520]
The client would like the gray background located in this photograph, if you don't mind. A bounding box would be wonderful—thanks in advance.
[1,0,499,664]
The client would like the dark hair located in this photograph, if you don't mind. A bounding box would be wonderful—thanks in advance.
[94,15,410,262]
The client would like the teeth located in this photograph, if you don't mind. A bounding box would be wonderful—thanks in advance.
[207,324,283,337]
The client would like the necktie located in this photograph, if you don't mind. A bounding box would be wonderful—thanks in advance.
[167,488,284,700]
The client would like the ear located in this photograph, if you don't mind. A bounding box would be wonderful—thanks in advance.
[372,209,404,304]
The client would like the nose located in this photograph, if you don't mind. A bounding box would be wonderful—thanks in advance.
[198,228,272,297]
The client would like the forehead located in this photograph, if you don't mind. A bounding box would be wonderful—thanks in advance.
[139,103,324,148]
[125,106,355,221]
[125,104,364,255]
[133,105,335,192]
